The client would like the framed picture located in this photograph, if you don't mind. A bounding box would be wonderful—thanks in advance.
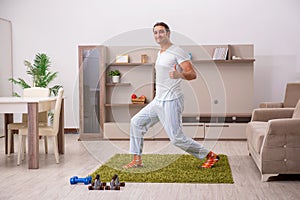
[116,55,129,63]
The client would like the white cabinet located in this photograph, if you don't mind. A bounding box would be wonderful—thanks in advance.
[204,123,247,139]
[182,115,251,139]
[183,123,205,138]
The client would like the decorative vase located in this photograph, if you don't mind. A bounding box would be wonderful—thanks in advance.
[112,76,120,83]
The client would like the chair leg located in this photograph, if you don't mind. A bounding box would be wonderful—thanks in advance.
[7,130,12,157]
[53,136,59,164]
[21,136,26,161]
[17,135,23,165]
[23,137,26,154]
[44,136,48,154]
[19,131,26,154]
[8,130,26,156]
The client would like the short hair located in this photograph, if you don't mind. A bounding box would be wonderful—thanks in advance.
[153,22,170,32]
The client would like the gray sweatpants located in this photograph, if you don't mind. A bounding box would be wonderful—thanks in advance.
[129,96,210,160]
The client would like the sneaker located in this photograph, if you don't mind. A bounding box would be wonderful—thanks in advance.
[122,155,143,169]
[201,151,220,169]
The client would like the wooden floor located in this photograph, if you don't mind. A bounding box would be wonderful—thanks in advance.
[1,134,300,200]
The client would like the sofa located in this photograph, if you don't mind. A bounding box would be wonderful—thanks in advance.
[260,82,300,108]
[246,100,300,181]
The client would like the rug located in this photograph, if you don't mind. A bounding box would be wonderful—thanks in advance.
[90,154,234,184]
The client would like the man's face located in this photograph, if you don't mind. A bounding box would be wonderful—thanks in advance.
[153,25,170,45]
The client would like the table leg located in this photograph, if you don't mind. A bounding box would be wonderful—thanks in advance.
[4,113,13,154]
[27,102,39,169]
[58,99,65,154]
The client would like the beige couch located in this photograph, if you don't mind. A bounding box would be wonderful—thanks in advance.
[246,100,300,181]
[260,82,300,108]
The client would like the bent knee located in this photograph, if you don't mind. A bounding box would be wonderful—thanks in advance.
[170,137,186,147]
[130,116,140,127]
[131,115,147,128]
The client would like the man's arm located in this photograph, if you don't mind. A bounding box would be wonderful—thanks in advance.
[169,60,197,80]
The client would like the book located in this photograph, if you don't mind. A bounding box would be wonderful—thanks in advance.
[213,47,228,60]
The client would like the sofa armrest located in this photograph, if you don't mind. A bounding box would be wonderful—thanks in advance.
[261,118,300,175]
[268,118,300,133]
[259,102,284,108]
[251,108,294,122]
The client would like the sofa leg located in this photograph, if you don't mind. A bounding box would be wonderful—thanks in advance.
[261,174,279,182]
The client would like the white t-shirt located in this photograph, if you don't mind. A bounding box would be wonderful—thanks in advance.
[155,45,190,101]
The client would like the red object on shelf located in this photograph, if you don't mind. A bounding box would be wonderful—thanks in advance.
[131,94,137,99]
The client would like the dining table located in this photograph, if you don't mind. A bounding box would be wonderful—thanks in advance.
[0,96,64,169]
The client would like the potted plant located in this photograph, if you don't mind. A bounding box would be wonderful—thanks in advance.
[9,53,62,96]
[107,69,121,83]
[9,53,63,123]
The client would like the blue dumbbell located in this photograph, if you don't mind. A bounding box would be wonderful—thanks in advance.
[70,176,92,185]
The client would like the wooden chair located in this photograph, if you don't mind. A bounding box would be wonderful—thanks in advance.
[7,87,49,156]
[17,88,64,165]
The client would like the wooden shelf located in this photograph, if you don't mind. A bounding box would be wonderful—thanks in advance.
[106,83,131,86]
[193,59,255,64]
[183,113,252,118]
[182,113,252,124]
[105,103,148,107]
[108,63,154,67]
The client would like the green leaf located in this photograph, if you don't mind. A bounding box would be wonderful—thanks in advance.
[49,85,63,96]
[9,53,62,92]
[8,78,31,89]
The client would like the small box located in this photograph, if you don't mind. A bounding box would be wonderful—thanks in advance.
[116,55,129,63]
[141,54,148,63]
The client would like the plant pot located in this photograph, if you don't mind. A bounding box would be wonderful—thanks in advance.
[112,76,120,83]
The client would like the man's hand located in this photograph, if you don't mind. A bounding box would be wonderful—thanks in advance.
[169,64,183,79]
[169,61,197,80]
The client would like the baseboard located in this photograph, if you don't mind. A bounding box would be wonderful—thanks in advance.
[0,128,78,135]
[64,128,79,134]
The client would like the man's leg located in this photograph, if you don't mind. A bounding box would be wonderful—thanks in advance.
[159,97,219,168]
[123,100,159,169]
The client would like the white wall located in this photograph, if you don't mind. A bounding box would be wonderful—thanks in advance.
[0,18,13,135]
[0,0,299,128]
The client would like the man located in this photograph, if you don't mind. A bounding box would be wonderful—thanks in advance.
[123,22,219,169]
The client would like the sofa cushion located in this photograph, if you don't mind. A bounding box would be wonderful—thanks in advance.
[247,121,268,154]
[292,99,300,118]
[283,83,300,107]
